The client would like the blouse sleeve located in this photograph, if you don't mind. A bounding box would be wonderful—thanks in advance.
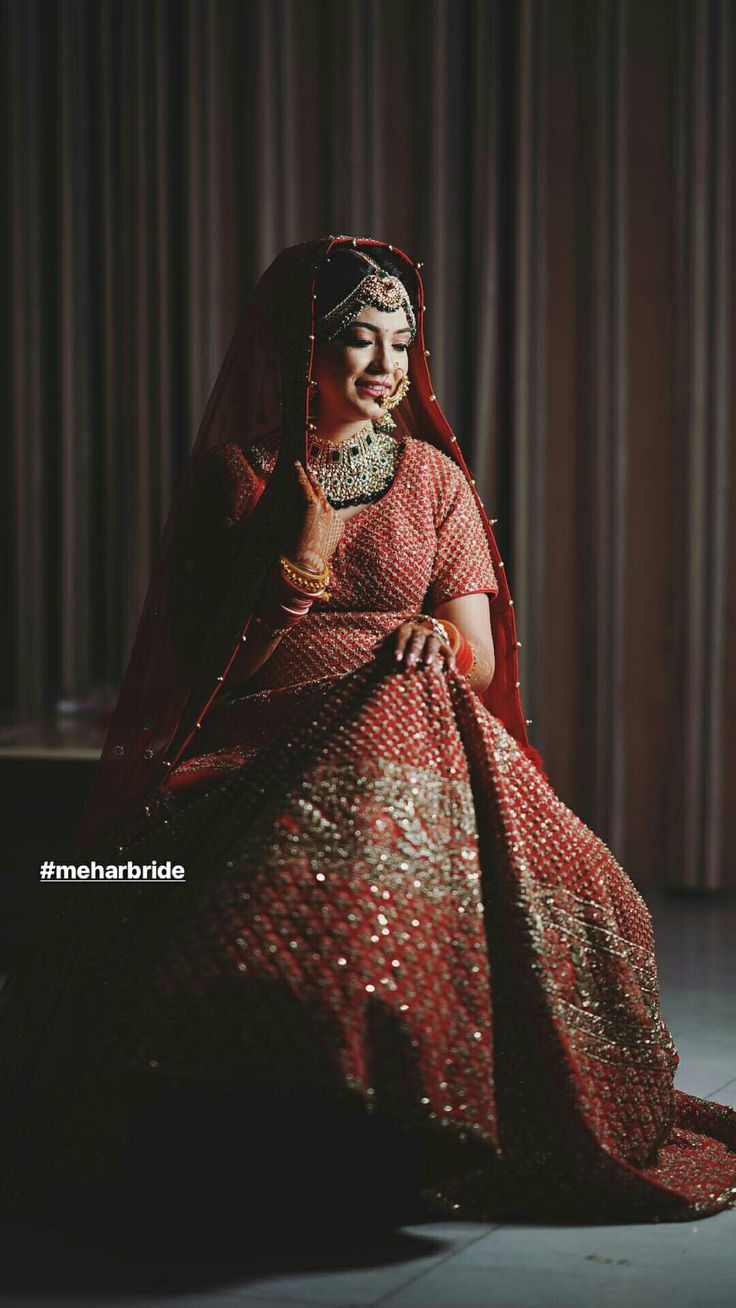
[424,458,499,608]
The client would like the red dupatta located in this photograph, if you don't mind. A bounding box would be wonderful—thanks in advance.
[74,235,545,857]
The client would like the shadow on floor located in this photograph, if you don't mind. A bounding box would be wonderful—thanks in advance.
[0,1081,450,1299]
[0,1203,449,1300]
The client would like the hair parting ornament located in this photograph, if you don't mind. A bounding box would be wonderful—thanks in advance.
[313,249,418,343]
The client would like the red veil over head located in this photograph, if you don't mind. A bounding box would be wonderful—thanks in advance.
[75,235,545,856]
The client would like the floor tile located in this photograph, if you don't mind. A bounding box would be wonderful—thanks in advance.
[380,1207,736,1308]
[226,1223,492,1305]
[709,1080,736,1109]
[673,1056,736,1098]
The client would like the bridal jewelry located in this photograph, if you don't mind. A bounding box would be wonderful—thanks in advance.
[374,371,411,433]
[381,372,411,412]
[416,613,451,645]
[279,554,330,597]
[307,421,402,508]
[314,251,418,342]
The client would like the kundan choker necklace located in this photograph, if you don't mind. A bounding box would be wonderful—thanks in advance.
[307,422,402,509]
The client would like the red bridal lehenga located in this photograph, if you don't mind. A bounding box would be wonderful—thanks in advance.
[1,235,735,1234]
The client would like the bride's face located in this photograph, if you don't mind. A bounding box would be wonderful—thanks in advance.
[312,304,412,426]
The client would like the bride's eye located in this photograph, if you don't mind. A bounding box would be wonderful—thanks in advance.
[345,336,409,351]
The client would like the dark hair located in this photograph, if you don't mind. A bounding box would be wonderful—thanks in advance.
[314,244,417,324]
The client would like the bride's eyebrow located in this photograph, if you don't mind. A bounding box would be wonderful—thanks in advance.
[349,323,412,336]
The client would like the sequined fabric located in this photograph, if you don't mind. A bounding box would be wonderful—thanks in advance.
[1,437,735,1229]
[228,432,499,695]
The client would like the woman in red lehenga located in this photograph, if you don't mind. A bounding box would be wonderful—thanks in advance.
[1,234,735,1239]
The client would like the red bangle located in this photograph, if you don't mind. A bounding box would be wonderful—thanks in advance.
[453,632,474,676]
[255,563,315,631]
[437,620,461,656]
[438,619,474,676]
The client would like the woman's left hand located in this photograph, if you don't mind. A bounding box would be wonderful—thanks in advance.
[375,619,457,672]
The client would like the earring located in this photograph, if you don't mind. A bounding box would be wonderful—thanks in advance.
[373,410,397,433]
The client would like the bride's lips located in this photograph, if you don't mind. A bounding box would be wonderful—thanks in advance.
[356,382,391,399]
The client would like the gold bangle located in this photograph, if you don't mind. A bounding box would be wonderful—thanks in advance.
[281,571,327,598]
[464,643,476,682]
[280,552,328,580]
[280,567,327,591]
[279,554,329,591]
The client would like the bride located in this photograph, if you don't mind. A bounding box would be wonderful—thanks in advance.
[1,235,735,1237]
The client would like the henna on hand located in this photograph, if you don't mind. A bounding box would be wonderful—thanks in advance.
[375,620,457,672]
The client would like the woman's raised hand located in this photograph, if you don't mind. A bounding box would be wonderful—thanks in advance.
[289,460,346,574]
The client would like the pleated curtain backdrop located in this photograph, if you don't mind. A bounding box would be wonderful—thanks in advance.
[4,0,734,888]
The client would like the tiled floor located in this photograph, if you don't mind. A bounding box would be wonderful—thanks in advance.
[1,888,735,1307]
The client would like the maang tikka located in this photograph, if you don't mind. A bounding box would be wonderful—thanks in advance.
[314,251,418,344]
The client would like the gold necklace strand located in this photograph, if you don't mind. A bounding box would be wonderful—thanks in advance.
[307,419,373,451]
[247,425,400,510]
[307,424,401,507]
